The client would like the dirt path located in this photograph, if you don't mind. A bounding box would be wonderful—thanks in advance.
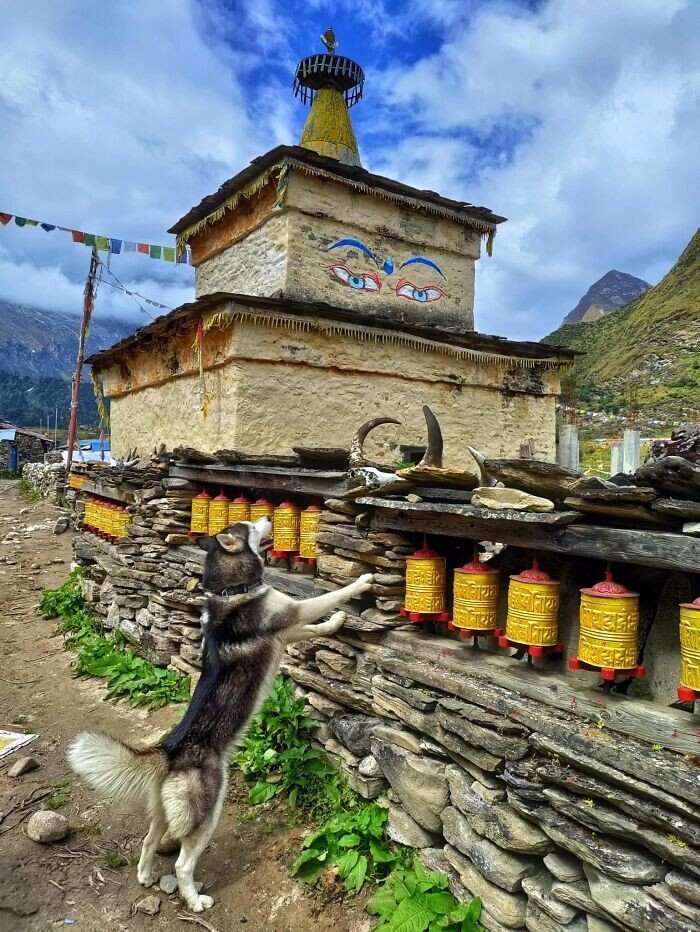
[0,480,371,932]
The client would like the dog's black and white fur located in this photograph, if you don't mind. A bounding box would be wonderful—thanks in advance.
[68,517,373,912]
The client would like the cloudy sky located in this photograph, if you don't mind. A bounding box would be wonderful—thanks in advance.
[1,0,698,340]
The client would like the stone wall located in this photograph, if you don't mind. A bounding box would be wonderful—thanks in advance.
[68,469,700,932]
[1,434,48,472]
[22,461,67,499]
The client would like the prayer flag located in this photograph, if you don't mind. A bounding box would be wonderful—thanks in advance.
[40,223,56,232]
[95,235,110,251]
[123,241,136,252]
[25,219,39,226]
[149,244,162,259]
[163,246,175,262]
[14,217,26,226]
[177,248,189,264]
[71,230,85,243]
[110,238,122,254]
[0,213,11,225]
[84,233,96,247]
[137,243,149,254]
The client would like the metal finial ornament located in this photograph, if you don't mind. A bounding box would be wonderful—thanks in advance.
[321,27,338,53]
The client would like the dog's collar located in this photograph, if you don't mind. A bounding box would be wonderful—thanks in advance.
[217,581,264,597]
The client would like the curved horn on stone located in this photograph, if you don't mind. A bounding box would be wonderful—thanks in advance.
[417,406,443,468]
[466,445,497,487]
[349,417,401,469]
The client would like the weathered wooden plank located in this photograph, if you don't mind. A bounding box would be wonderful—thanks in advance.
[170,464,346,497]
[380,629,700,762]
[357,498,581,525]
[79,479,135,504]
[360,498,700,573]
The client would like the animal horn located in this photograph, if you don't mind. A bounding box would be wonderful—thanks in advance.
[417,406,443,468]
[349,417,401,468]
[466,445,497,487]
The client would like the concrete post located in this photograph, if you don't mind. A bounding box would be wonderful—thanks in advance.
[622,430,641,474]
[610,441,623,476]
[558,425,579,472]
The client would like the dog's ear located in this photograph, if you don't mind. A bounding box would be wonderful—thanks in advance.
[216,532,245,554]
[197,536,217,552]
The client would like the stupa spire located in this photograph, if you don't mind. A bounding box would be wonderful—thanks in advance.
[293,30,364,168]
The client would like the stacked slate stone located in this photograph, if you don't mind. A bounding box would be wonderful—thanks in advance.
[74,465,205,681]
[314,498,413,630]
[283,641,700,932]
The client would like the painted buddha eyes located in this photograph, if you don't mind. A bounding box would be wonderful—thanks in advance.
[328,265,381,291]
[396,279,447,303]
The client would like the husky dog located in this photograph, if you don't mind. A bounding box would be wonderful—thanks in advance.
[68,517,373,912]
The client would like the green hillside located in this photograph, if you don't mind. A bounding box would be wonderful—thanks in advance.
[0,371,101,429]
[543,230,700,425]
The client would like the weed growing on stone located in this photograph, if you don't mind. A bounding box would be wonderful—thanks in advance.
[17,478,43,502]
[40,571,190,709]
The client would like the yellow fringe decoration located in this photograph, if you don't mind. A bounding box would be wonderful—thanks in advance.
[176,165,283,254]
[199,307,571,371]
[175,158,499,255]
[91,369,110,427]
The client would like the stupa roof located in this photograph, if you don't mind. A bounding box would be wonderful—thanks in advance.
[168,144,506,240]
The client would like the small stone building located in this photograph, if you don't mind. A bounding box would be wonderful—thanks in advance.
[0,421,50,473]
[88,41,573,466]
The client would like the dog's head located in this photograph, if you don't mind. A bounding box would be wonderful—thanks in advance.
[197,517,272,594]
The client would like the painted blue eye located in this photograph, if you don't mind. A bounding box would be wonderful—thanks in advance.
[349,275,365,289]
[413,289,428,302]
[328,265,381,292]
[396,280,447,303]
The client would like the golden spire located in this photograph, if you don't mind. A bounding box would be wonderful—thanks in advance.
[293,32,364,168]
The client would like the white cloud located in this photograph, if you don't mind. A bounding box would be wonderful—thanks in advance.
[368,0,700,338]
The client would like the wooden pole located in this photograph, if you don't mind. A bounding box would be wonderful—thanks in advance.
[66,248,99,467]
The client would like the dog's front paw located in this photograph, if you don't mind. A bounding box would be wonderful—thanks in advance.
[327,610,346,631]
[353,573,374,594]
[188,894,214,912]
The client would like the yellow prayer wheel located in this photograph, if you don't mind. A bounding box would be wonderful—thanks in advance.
[452,558,499,632]
[95,501,106,537]
[104,502,116,541]
[299,504,322,560]
[570,571,641,681]
[402,545,448,620]
[228,494,251,524]
[190,489,211,536]
[83,496,95,531]
[115,506,130,539]
[503,560,560,651]
[678,597,700,701]
[273,501,301,555]
[250,497,275,527]
[208,491,230,536]
[68,473,85,490]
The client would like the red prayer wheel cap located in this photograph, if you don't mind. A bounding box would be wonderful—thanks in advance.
[456,558,497,575]
[410,545,440,559]
[511,559,556,584]
[278,500,298,508]
[581,570,638,599]
[255,497,273,505]
[213,491,229,501]
[680,596,700,610]
[196,489,211,499]
[304,504,323,512]
[232,495,250,504]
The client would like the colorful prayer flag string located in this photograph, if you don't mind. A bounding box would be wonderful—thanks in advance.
[0,209,190,264]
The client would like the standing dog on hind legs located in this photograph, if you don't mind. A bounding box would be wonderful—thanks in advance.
[68,516,374,912]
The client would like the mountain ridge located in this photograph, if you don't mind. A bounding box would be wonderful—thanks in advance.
[562,269,650,325]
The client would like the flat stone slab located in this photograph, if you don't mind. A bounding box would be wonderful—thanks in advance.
[483,459,581,500]
[442,806,541,892]
[543,850,584,883]
[371,738,449,833]
[444,844,528,928]
[666,869,700,907]
[516,799,665,884]
[521,873,579,924]
[564,497,674,527]
[525,901,586,932]
[448,767,550,854]
[584,864,698,932]
[386,802,438,848]
[472,487,555,513]
[652,498,700,520]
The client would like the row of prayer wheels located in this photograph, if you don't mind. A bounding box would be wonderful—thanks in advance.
[400,544,700,695]
[83,496,130,541]
[189,491,321,561]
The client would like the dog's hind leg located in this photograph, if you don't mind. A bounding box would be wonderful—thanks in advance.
[137,805,168,887]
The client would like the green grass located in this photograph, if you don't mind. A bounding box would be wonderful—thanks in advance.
[17,478,43,502]
[236,676,484,927]
[46,794,69,810]
[40,569,190,709]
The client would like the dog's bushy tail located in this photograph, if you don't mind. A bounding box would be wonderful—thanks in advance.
[68,732,168,807]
